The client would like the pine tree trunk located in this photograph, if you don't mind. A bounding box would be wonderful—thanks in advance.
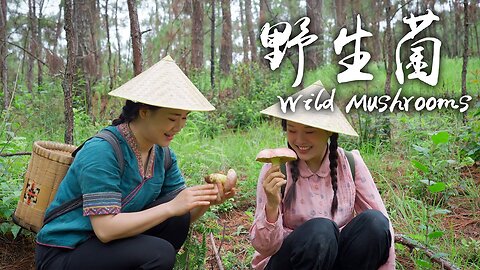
[258,0,269,67]
[115,0,121,76]
[439,11,451,57]
[104,0,113,92]
[400,0,409,61]
[127,0,143,76]
[239,0,249,62]
[191,0,204,70]
[27,0,37,92]
[90,0,102,81]
[63,0,76,144]
[454,0,462,57]
[471,3,480,57]
[36,0,43,87]
[74,0,93,117]
[384,0,393,96]
[220,0,232,74]
[0,0,8,110]
[370,0,381,62]
[461,0,469,122]
[53,1,63,54]
[154,0,160,33]
[306,0,323,69]
[334,0,346,62]
[210,0,215,92]
[244,0,257,62]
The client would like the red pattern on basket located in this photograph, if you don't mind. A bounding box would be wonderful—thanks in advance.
[24,180,40,205]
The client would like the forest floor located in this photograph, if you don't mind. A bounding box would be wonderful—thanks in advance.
[2,162,478,270]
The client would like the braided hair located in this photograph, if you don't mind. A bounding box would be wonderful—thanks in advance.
[281,119,340,216]
[328,133,339,216]
[112,100,159,126]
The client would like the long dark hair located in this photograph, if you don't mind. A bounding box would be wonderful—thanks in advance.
[281,119,339,216]
[112,100,159,126]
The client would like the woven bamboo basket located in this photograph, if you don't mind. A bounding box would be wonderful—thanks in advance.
[13,141,77,233]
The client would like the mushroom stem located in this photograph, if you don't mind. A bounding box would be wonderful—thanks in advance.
[271,157,281,165]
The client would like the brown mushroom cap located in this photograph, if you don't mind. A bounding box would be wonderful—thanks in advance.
[256,148,297,164]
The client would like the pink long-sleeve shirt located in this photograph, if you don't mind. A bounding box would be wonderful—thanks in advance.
[249,148,396,270]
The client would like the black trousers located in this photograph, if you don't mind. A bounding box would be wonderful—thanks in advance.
[35,203,190,270]
[265,209,391,270]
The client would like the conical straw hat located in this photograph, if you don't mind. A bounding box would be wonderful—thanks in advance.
[260,80,358,136]
[108,55,215,111]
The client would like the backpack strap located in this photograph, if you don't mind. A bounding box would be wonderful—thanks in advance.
[344,150,356,181]
[43,129,125,226]
[94,130,125,176]
[71,129,125,176]
[163,146,172,171]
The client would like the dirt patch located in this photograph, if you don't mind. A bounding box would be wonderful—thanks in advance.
[0,233,35,270]
[443,196,480,240]
[204,205,253,269]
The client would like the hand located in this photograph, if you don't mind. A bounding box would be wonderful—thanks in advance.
[166,184,218,216]
[209,182,236,206]
[262,165,286,208]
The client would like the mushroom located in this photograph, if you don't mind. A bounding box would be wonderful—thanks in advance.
[204,168,238,192]
[255,148,298,165]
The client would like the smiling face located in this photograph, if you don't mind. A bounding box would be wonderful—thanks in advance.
[286,121,331,167]
[138,107,190,147]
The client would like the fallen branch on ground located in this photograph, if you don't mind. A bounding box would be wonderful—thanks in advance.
[394,234,460,270]
[209,232,224,270]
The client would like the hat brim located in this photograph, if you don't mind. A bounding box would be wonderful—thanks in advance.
[108,55,215,112]
[260,81,358,137]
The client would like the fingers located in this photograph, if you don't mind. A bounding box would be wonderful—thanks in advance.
[190,184,216,191]
[215,182,225,202]
[273,179,287,189]
[263,171,285,187]
[224,188,236,199]
[266,177,286,192]
[194,195,218,202]
[187,185,217,196]
[191,201,211,207]
[266,165,280,175]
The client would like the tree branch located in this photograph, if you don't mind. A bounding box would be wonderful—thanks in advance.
[389,0,415,23]
[0,152,31,157]
[394,234,461,270]
[209,232,224,270]
[140,29,152,35]
[1,39,48,66]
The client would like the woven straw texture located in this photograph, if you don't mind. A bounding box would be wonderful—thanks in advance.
[14,141,77,232]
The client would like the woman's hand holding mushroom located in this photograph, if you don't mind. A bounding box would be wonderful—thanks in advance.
[262,165,286,208]
[167,184,219,216]
[204,169,237,205]
[256,148,297,222]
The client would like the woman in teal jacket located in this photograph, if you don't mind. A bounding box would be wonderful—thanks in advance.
[35,56,234,270]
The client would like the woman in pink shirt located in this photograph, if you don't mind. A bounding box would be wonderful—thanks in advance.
[250,81,395,270]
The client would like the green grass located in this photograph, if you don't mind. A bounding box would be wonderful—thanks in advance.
[172,120,287,203]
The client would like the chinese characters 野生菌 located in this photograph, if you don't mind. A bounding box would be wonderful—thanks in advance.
[260,10,441,88]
